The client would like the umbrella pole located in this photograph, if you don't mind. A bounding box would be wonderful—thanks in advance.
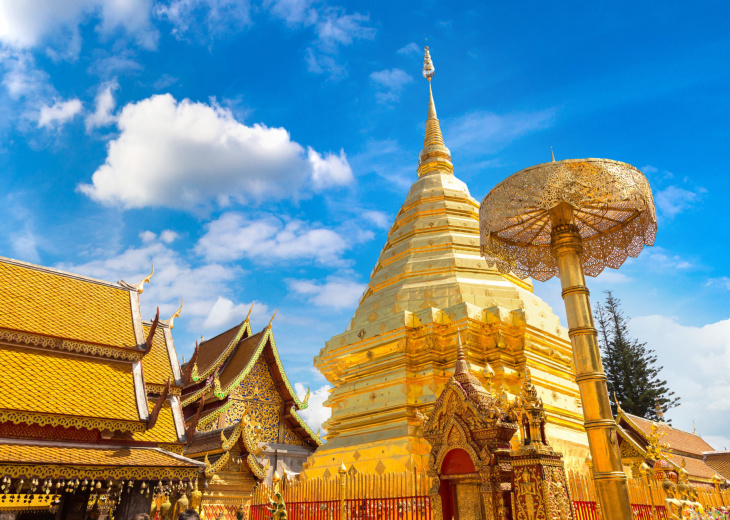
[550,202,633,520]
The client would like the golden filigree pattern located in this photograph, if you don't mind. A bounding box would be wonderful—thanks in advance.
[146,383,182,396]
[0,464,199,481]
[0,410,145,434]
[0,328,143,361]
[479,158,657,281]
[232,358,282,403]
[242,402,279,443]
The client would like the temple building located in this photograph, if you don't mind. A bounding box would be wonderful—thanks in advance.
[0,257,204,519]
[616,406,730,485]
[306,47,589,478]
[180,314,321,519]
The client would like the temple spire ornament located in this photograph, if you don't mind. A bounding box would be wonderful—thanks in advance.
[417,46,453,177]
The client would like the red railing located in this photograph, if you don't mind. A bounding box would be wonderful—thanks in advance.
[572,500,599,520]
[345,496,431,520]
[251,497,431,520]
[631,504,668,520]
[251,500,340,520]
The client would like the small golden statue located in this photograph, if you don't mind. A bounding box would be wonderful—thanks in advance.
[267,471,287,520]
[173,490,189,519]
[190,479,203,513]
[662,478,685,520]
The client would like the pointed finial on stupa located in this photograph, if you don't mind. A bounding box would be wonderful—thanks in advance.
[454,330,468,375]
[551,146,555,162]
[417,46,452,177]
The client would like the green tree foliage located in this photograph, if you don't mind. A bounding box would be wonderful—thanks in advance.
[594,291,679,421]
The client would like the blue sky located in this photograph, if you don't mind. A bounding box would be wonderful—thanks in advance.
[1,1,729,445]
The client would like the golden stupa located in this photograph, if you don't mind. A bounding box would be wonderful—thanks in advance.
[305,47,589,477]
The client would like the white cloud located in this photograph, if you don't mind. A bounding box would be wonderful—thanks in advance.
[201,296,269,331]
[56,237,245,334]
[139,230,157,243]
[397,42,420,56]
[263,0,317,26]
[295,382,331,433]
[0,0,157,53]
[0,50,51,100]
[308,147,353,189]
[446,109,556,155]
[313,10,374,51]
[85,81,118,131]
[159,230,179,244]
[630,315,730,443]
[38,98,83,128]
[370,68,413,103]
[195,213,350,266]
[361,210,390,229]
[287,276,365,310]
[705,277,730,291]
[262,2,374,79]
[77,94,353,209]
[655,185,703,218]
[154,0,251,40]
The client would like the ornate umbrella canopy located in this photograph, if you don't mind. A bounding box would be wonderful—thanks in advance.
[479,158,657,281]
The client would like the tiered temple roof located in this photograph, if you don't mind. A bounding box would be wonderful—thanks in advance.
[180,318,320,451]
[0,256,203,518]
[179,315,321,520]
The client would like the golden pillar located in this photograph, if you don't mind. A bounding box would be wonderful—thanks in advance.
[478,158,658,520]
[550,202,632,517]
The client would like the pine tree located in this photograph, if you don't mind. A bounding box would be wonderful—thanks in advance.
[594,291,679,421]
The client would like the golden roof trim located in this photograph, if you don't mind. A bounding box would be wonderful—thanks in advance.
[0,463,200,481]
[0,327,144,361]
[0,410,146,434]
[146,383,182,396]
[0,256,133,291]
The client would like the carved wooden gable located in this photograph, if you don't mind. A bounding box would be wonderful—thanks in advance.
[224,356,305,447]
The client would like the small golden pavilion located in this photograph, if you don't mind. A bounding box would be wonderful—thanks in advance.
[0,256,204,519]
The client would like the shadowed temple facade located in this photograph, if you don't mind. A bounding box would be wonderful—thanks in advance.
[306,47,591,478]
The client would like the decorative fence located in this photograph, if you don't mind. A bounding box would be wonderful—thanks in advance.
[567,470,730,520]
[250,471,432,520]
[250,468,729,520]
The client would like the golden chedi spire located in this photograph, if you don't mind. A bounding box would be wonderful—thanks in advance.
[418,46,453,177]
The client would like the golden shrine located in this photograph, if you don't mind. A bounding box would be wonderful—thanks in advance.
[180,315,322,520]
[307,46,589,478]
[0,257,204,519]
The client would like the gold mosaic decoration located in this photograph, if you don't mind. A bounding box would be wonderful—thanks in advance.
[0,463,199,481]
[232,358,281,403]
[0,410,145,434]
[0,328,143,361]
[479,158,657,281]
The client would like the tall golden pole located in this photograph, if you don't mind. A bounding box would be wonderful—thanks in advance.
[550,203,633,518]
[480,158,657,520]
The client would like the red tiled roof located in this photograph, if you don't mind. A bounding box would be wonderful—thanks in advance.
[704,452,730,480]
[626,414,715,456]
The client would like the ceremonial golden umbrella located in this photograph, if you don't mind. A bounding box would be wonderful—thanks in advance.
[479,157,656,520]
